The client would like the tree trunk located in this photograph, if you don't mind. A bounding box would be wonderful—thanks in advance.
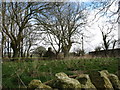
[62,44,71,58]
[7,38,11,58]
[4,41,7,57]
[11,42,19,61]
[12,48,19,61]
[63,49,69,57]
[26,43,32,57]
[20,39,23,57]
[1,32,5,58]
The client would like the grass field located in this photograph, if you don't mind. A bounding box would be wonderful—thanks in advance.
[2,57,119,88]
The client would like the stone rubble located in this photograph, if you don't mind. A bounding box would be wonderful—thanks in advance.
[28,70,120,90]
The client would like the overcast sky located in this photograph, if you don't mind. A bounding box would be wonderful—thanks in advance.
[0,0,119,53]
[28,0,119,53]
[69,0,118,53]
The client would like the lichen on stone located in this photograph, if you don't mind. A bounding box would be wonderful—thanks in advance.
[28,79,42,88]
[109,74,120,90]
[54,72,81,89]
[28,79,52,89]
[76,74,96,89]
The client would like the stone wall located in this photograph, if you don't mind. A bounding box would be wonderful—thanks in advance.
[28,70,120,90]
[89,48,120,57]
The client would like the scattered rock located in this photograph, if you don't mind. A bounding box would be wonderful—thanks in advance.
[100,70,114,89]
[35,83,52,89]
[54,72,81,89]
[44,79,57,88]
[76,74,96,89]
[29,70,120,90]
[100,70,109,76]
[90,70,113,90]
[108,74,120,90]
[28,79,51,89]
[28,80,41,88]
[55,72,69,79]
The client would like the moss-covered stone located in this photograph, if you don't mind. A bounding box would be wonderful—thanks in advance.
[100,70,113,89]
[28,79,52,89]
[29,70,119,90]
[54,72,81,89]
[55,72,69,79]
[37,84,52,89]
[108,74,120,90]
[76,74,96,89]
[28,79,42,88]
[100,70,109,76]
[90,70,113,90]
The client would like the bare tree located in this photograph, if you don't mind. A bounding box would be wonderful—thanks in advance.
[1,2,55,60]
[22,26,40,57]
[89,0,118,22]
[98,23,117,56]
[2,2,34,60]
[36,2,87,57]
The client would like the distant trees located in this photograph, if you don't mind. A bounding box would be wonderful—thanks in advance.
[98,23,117,56]
[95,46,101,51]
[98,24,116,50]
[43,47,56,59]
[73,47,85,56]
[33,46,46,57]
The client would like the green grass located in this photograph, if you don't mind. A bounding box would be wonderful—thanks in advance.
[2,57,119,88]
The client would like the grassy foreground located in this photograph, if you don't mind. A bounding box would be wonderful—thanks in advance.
[2,57,119,88]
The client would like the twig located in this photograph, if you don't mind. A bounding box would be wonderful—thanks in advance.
[15,72,27,88]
